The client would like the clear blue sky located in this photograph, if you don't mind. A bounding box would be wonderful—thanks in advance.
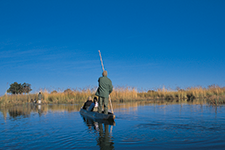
[1,0,225,95]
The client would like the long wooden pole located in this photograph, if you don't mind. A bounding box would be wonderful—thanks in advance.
[98,50,114,114]
[98,50,105,71]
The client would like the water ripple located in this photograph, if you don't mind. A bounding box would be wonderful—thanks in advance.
[0,103,225,149]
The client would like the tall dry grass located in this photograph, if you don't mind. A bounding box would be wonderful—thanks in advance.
[110,87,137,101]
[1,85,225,107]
[46,88,95,104]
[138,85,225,102]
[0,87,138,107]
[0,93,37,107]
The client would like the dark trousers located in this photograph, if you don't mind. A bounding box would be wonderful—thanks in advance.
[98,96,108,114]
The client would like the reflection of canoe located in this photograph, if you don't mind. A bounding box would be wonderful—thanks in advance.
[31,102,41,105]
[80,108,115,121]
[81,112,115,150]
[37,100,41,105]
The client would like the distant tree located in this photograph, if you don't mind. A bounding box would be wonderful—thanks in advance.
[64,88,72,93]
[7,82,32,94]
[7,82,23,94]
[22,82,32,94]
[147,90,156,93]
[51,90,58,94]
[176,87,185,92]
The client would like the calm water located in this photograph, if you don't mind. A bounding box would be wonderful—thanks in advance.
[0,101,225,150]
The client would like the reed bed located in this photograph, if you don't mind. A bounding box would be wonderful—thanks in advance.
[110,87,137,101]
[0,93,36,107]
[138,85,225,102]
[0,87,138,107]
[1,85,225,107]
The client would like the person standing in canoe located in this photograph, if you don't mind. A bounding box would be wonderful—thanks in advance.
[95,70,113,114]
[37,92,42,104]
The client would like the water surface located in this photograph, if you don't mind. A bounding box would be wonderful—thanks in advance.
[0,101,225,149]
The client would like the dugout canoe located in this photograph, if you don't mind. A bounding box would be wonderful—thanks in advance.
[80,108,115,121]
[81,113,115,126]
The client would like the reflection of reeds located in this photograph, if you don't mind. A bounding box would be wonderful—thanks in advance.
[1,85,225,107]
[0,103,84,120]
[1,100,206,121]
[207,95,225,105]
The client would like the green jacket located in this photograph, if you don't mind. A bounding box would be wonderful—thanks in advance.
[95,76,113,98]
